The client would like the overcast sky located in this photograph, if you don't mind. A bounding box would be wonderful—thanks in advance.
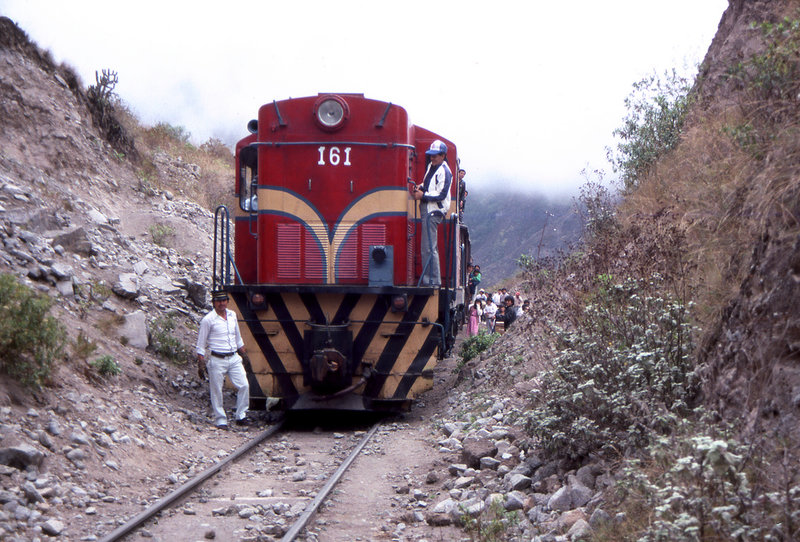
[1,0,727,197]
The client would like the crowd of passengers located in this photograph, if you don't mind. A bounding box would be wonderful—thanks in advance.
[465,264,529,337]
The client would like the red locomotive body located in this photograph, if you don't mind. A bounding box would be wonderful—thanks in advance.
[215,94,469,411]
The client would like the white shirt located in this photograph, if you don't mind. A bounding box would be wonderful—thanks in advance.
[196,308,244,356]
[420,161,452,215]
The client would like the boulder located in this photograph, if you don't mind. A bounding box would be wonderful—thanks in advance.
[506,472,532,491]
[87,208,108,224]
[113,272,139,299]
[0,444,45,470]
[41,519,65,536]
[50,227,94,256]
[118,311,148,349]
[461,436,496,469]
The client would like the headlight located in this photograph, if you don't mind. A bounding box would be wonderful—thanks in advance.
[390,294,408,313]
[314,96,349,130]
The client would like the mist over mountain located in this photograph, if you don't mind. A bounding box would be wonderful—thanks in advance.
[462,189,581,288]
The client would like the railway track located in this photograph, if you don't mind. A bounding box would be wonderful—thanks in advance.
[98,418,382,542]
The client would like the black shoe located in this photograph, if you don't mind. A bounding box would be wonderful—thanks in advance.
[235,417,253,427]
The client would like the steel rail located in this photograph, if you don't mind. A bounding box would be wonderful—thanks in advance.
[98,420,285,542]
[281,422,381,542]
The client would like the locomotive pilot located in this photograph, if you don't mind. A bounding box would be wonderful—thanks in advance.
[412,140,452,286]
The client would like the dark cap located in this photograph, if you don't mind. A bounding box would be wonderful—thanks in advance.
[211,290,229,301]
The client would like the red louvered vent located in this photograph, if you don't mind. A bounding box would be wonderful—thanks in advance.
[303,228,324,280]
[337,223,387,281]
[277,223,326,281]
[337,228,358,279]
[277,223,301,279]
[361,223,386,277]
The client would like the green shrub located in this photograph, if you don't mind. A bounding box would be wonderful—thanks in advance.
[0,273,66,388]
[526,276,699,460]
[151,122,192,145]
[723,15,800,154]
[148,222,175,247]
[150,314,191,363]
[462,498,520,542]
[727,16,800,104]
[577,177,618,241]
[609,70,693,191]
[91,354,121,376]
[459,331,500,363]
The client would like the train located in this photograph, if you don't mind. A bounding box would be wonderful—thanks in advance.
[212,93,470,412]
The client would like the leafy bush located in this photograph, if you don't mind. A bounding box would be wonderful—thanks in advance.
[459,331,500,363]
[613,417,800,541]
[576,176,618,241]
[144,122,192,148]
[150,314,191,363]
[0,273,66,388]
[724,15,800,155]
[727,16,800,104]
[91,355,121,376]
[462,498,520,542]
[609,70,693,191]
[526,276,699,460]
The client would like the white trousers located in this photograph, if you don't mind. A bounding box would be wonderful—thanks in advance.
[206,353,249,426]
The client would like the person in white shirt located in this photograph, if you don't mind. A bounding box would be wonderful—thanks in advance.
[492,290,502,305]
[484,299,498,333]
[196,291,250,429]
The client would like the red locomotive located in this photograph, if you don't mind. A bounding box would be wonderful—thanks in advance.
[213,93,470,411]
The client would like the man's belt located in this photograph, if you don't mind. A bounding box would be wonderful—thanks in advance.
[210,351,236,358]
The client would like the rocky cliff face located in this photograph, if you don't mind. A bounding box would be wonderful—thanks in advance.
[697,0,800,105]
[690,0,800,428]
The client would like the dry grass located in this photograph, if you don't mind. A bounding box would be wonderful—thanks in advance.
[113,103,234,210]
[618,103,800,328]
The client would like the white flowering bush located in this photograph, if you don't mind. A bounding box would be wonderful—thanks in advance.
[526,276,698,459]
[615,419,800,541]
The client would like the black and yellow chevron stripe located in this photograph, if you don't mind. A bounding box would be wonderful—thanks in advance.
[227,289,443,410]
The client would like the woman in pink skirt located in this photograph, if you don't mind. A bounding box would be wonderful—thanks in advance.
[468,301,480,337]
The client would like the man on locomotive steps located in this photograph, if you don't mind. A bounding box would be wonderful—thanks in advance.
[196,290,251,429]
[413,140,452,286]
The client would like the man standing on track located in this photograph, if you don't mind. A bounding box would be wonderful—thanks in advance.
[412,139,452,286]
[196,290,251,429]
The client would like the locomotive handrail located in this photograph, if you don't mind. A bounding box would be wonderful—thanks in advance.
[213,205,245,290]
[249,141,415,149]
[212,206,230,291]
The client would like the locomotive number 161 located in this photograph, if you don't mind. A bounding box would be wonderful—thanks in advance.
[317,146,352,166]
